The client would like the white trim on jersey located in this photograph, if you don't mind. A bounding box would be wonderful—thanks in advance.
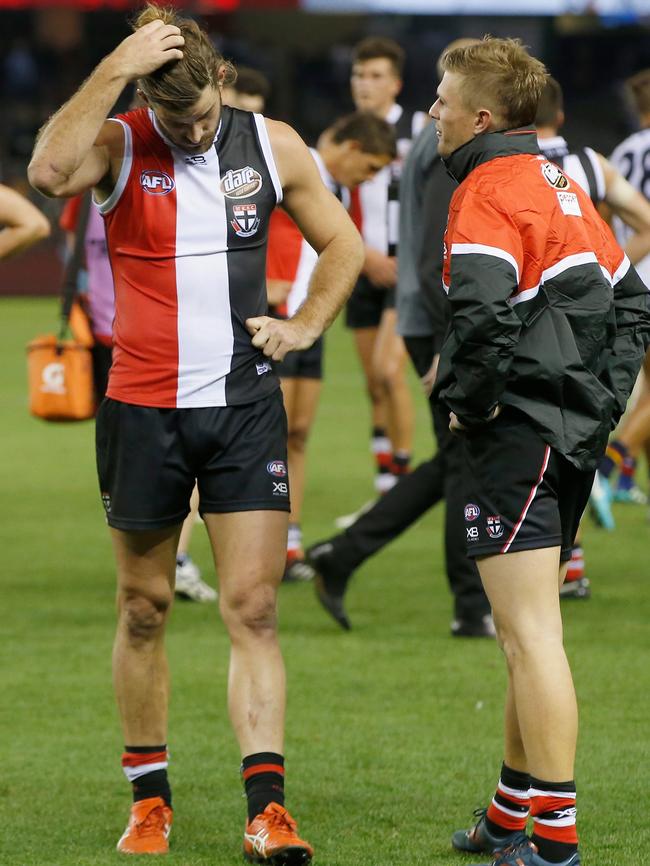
[174,144,233,408]
[450,242,521,285]
[511,252,600,306]
[612,254,632,287]
[584,146,606,202]
[95,119,133,215]
[253,114,283,205]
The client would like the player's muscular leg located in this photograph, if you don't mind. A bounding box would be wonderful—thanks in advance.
[282,377,322,524]
[372,309,414,453]
[111,525,181,744]
[479,547,577,781]
[204,510,288,756]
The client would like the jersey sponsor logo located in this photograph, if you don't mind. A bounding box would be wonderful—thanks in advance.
[184,154,207,165]
[486,515,504,539]
[466,526,479,541]
[464,503,480,521]
[140,170,175,195]
[557,191,582,217]
[273,481,289,496]
[40,362,66,394]
[231,203,261,237]
[220,166,263,199]
[541,161,570,190]
[267,460,287,477]
[256,360,272,375]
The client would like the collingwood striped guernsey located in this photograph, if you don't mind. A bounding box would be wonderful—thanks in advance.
[99,105,281,409]
[609,126,650,288]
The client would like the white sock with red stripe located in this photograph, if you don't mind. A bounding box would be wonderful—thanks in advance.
[122,745,171,807]
[485,762,530,836]
[530,777,578,862]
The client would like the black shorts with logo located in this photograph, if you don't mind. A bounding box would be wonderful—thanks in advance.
[345,275,395,330]
[96,389,290,531]
[459,408,594,561]
[275,336,324,380]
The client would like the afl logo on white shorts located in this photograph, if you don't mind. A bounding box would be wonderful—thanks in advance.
[140,170,175,195]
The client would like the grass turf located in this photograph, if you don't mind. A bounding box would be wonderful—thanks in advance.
[1,296,649,866]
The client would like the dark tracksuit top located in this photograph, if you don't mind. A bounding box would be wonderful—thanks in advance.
[434,127,650,471]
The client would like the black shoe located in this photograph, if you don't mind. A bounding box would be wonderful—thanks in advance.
[451,613,496,638]
[452,807,526,853]
[306,541,352,631]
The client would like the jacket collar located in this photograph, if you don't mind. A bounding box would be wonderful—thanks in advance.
[443,127,540,183]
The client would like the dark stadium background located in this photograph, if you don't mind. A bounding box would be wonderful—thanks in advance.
[1,1,649,295]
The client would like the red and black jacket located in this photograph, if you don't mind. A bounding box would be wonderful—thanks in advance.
[434,127,650,471]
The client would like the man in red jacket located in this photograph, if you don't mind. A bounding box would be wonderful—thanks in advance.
[431,38,650,866]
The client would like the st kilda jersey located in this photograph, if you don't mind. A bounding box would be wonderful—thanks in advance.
[98,105,282,408]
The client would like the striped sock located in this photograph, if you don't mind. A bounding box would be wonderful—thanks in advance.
[484,763,530,837]
[122,745,171,807]
[618,456,637,491]
[371,428,392,476]
[530,777,578,863]
[565,546,584,583]
[242,752,285,821]
[600,440,628,479]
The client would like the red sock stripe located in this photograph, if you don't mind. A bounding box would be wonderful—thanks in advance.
[241,763,285,781]
[486,801,529,831]
[122,750,168,768]
[531,791,578,844]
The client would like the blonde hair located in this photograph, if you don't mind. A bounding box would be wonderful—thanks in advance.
[132,4,236,111]
[440,36,548,129]
[625,69,650,119]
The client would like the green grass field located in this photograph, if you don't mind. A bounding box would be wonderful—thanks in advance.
[2,297,649,866]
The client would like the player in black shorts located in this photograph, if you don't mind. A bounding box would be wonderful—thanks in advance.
[432,39,649,866]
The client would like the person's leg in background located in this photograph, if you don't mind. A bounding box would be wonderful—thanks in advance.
[175,484,218,603]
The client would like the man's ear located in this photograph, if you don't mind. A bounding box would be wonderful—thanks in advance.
[474,107,493,135]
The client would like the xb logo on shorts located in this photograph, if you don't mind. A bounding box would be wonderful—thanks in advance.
[486,515,504,539]
[464,503,480,522]
[140,170,175,195]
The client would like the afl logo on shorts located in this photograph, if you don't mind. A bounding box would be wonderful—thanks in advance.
[221,166,263,199]
[267,460,287,478]
[464,503,480,522]
[140,170,175,195]
[541,162,570,190]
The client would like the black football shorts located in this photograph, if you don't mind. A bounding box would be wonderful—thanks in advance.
[345,275,395,329]
[96,389,290,531]
[459,407,594,561]
[275,336,324,380]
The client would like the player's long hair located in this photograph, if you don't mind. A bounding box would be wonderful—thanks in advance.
[132,4,236,111]
[441,36,548,129]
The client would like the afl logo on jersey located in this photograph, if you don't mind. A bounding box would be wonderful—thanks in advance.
[140,170,175,195]
[221,166,263,199]
[541,162,570,190]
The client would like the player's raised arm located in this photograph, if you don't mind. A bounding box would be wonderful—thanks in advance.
[246,120,364,361]
[28,19,184,199]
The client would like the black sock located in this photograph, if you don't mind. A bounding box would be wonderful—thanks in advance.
[241,752,285,821]
[123,744,172,809]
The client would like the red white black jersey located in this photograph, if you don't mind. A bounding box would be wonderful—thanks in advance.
[352,103,427,254]
[610,127,650,288]
[537,135,605,205]
[98,105,282,408]
[266,149,344,317]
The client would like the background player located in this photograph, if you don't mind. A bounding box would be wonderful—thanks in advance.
[0,182,50,260]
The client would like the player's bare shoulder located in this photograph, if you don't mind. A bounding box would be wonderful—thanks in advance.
[264,118,318,190]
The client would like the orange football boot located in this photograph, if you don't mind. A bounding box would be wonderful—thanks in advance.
[116,796,173,855]
[243,802,313,864]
